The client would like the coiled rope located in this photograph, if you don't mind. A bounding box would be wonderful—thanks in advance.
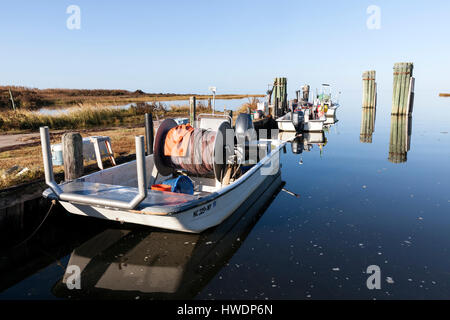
[168,128,216,175]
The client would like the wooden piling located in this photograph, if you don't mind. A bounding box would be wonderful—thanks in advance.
[371,71,377,108]
[302,85,310,102]
[392,63,414,115]
[189,96,196,127]
[360,107,376,143]
[270,77,287,117]
[388,115,411,163]
[362,71,377,108]
[362,71,368,108]
[8,88,16,111]
[224,109,233,122]
[62,132,83,181]
[144,113,154,155]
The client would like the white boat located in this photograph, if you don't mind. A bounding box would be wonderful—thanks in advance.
[326,105,339,118]
[52,173,284,299]
[317,84,340,118]
[278,131,298,142]
[276,114,296,132]
[324,113,338,125]
[276,111,303,132]
[303,131,325,144]
[303,109,325,132]
[40,116,285,234]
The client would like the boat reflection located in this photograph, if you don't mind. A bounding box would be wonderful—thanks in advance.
[324,115,338,126]
[52,173,284,299]
[388,115,413,163]
[360,107,376,143]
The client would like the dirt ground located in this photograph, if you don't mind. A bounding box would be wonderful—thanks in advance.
[0,123,163,189]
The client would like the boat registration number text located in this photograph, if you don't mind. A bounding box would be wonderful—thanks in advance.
[193,201,216,217]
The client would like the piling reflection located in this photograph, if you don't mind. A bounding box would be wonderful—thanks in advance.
[388,115,413,163]
[360,107,376,143]
[52,173,284,299]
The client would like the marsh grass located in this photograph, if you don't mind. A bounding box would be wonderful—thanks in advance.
[0,99,257,188]
[0,102,163,132]
[1,86,264,110]
[0,101,224,132]
[0,127,147,189]
[236,97,260,114]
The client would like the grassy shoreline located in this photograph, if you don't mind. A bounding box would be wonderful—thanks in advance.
[1,86,264,110]
[0,96,261,189]
[0,126,147,190]
[1,102,214,133]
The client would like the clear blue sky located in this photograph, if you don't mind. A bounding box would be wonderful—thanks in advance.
[1,0,449,96]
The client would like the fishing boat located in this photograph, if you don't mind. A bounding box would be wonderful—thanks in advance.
[326,104,339,118]
[40,114,285,233]
[303,108,325,132]
[51,173,284,299]
[276,111,304,132]
[316,84,340,118]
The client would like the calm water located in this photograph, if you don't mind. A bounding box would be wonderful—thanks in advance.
[37,98,250,115]
[1,90,449,300]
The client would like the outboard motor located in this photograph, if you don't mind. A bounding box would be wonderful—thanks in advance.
[291,135,304,154]
[235,113,257,144]
[303,108,311,122]
[235,113,266,164]
[292,110,305,131]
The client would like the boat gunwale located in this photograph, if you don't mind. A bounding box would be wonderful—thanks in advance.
[44,140,286,216]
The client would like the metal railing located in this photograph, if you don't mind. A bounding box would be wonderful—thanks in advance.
[40,126,148,210]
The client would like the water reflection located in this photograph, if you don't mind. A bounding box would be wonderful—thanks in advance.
[51,174,284,299]
[360,107,376,143]
[388,115,413,163]
[0,195,105,294]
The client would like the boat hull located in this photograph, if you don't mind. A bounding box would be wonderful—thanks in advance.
[277,120,297,132]
[56,144,284,233]
[303,120,324,132]
[326,106,338,117]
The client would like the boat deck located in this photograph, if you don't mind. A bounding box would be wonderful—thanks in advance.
[44,181,201,212]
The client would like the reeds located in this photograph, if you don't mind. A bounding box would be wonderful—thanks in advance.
[0,103,159,131]
[1,86,264,111]
[237,97,260,114]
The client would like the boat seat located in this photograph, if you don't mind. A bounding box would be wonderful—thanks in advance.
[54,181,200,209]
[198,116,230,131]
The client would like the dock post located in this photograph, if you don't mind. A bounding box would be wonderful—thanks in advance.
[224,109,233,123]
[189,96,196,128]
[362,71,377,108]
[62,132,83,181]
[8,88,16,111]
[302,85,310,102]
[391,63,414,115]
[145,113,154,155]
